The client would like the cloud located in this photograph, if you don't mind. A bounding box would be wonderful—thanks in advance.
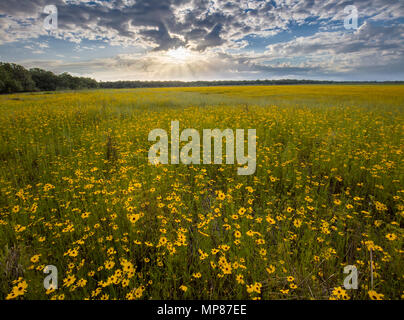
[1,0,401,50]
[196,24,225,51]
[1,1,403,80]
[264,21,404,74]
[13,48,342,81]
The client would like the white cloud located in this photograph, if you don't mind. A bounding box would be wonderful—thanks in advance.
[1,0,403,80]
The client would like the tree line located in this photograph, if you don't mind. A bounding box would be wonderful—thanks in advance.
[1,61,403,94]
[0,62,98,94]
[99,79,404,89]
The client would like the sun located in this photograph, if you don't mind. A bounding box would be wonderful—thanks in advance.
[148,46,208,78]
[165,47,192,63]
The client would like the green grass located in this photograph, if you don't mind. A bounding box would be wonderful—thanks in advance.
[0,85,403,300]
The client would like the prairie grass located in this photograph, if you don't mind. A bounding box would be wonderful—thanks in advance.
[0,85,403,300]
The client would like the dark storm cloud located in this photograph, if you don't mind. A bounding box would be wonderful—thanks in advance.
[196,24,225,51]
[140,22,185,51]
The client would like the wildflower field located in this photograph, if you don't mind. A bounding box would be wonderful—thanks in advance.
[0,85,403,300]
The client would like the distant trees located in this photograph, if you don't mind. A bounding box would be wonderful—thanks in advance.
[29,68,59,91]
[0,62,99,94]
[1,61,403,94]
[55,72,98,91]
[0,63,36,93]
[99,79,403,89]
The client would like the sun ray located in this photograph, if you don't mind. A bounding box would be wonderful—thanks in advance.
[165,47,193,63]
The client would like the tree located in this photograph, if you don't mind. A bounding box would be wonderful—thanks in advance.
[29,68,58,91]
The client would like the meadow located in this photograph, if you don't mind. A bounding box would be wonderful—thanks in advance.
[0,85,403,300]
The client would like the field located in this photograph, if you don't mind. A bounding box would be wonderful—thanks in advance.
[0,85,403,300]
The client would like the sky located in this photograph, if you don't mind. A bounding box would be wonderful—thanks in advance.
[0,0,403,81]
